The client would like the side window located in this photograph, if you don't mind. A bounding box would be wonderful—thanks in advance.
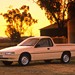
[36,38,50,47]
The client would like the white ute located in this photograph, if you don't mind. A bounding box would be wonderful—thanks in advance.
[0,36,75,66]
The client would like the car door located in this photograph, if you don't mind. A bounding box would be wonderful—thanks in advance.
[31,38,53,60]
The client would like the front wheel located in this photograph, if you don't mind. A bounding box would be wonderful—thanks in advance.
[61,53,70,64]
[18,54,30,66]
[2,61,13,66]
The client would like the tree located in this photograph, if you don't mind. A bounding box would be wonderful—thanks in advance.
[35,0,75,43]
[35,0,68,33]
[2,5,37,42]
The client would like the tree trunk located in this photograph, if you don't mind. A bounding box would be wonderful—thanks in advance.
[68,19,75,43]
[68,1,75,43]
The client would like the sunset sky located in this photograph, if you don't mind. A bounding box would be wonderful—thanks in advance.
[0,0,50,37]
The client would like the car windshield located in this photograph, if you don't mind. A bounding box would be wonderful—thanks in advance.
[18,38,39,46]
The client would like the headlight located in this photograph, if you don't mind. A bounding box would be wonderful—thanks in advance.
[5,52,15,55]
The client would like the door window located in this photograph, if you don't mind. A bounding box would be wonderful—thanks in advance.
[36,38,53,47]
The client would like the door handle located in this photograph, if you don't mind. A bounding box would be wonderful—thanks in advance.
[47,48,50,50]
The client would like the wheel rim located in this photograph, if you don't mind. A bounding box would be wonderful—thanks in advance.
[63,55,69,63]
[21,56,29,65]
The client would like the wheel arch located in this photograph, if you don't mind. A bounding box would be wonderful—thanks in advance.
[62,51,71,58]
[19,52,31,61]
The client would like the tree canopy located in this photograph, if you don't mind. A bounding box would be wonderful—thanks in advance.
[36,0,68,29]
[2,5,37,42]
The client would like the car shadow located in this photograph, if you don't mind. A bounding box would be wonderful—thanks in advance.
[0,59,75,67]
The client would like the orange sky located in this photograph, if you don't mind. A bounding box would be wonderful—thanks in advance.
[0,0,50,37]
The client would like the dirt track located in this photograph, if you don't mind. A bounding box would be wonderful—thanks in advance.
[0,60,75,75]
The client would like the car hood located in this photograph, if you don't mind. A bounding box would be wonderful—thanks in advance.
[0,46,33,52]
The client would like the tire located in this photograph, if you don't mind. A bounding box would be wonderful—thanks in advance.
[44,60,51,64]
[18,54,30,66]
[2,61,13,66]
[61,53,70,64]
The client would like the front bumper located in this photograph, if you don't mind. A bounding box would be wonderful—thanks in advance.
[0,54,19,61]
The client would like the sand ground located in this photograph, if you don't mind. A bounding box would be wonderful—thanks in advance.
[0,60,75,75]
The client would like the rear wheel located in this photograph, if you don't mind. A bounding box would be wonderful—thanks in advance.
[61,53,70,63]
[18,54,30,66]
[2,61,13,66]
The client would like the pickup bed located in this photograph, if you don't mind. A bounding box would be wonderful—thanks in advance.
[0,36,75,66]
